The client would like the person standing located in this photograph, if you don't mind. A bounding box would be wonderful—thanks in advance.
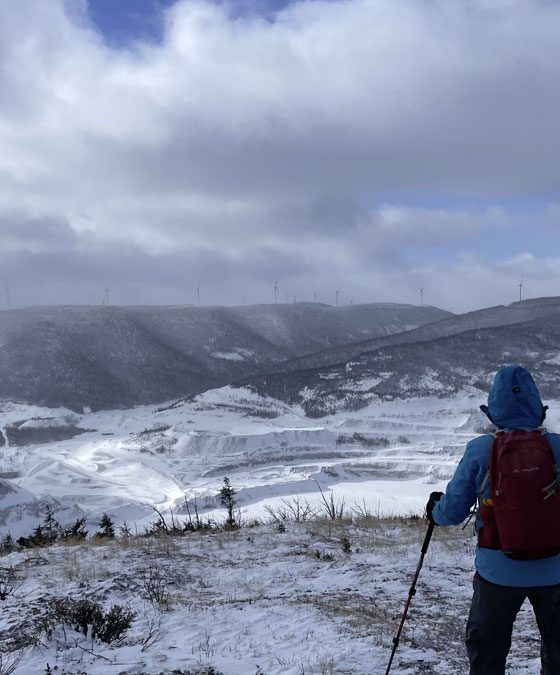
[426,365,560,675]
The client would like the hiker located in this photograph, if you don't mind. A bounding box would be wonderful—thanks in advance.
[426,365,560,675]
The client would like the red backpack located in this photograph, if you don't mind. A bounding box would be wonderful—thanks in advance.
[478,429,560,560]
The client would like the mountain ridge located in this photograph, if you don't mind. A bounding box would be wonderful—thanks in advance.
[238,297,560,416]
[0,302,450,411]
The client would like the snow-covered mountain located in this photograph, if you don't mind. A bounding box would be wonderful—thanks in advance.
[263,296,560,375]
[241,297,560,416]
[0,303,450,412]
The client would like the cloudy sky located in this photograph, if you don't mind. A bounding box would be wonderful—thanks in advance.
[1,0,560,313]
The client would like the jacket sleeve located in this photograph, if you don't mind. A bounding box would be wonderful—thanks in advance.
[432,436,491,526]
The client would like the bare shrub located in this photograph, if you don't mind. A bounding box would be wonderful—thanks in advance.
[141,563,172,608]
[315,483,346,520]
[0,567,23,601]
[350,500,373,519]
[264,496,319,524]
[0,651,22,675]
[140,611,163,652]
[183,497,214,532]
[145,504,214,536]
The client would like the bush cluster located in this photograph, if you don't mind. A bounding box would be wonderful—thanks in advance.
[47,598,135,644]
[2,508,119,553]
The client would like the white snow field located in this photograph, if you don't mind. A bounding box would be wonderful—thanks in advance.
[0,386,507,537]
[2,387,560,673]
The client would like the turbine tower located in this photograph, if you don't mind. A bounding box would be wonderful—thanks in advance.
[274,281,278,304]
[5,286,9,309]
[519,278,524,302]
[420,286,425,305]
[196,284,200,305]
[335,290,339,307]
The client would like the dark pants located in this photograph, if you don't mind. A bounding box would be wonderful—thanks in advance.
[466,573,560,675]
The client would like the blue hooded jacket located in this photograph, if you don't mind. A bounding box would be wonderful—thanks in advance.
[432,365,560,587]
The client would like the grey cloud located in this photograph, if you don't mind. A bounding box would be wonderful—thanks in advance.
[0,213,80,252]
[1,0,560,309]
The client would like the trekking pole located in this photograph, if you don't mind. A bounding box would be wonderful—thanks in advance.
[384,521,435,675]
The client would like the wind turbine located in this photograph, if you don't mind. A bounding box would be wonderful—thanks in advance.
[5,286,9,309]
[195,284,200,305]
[519,278,525,302]
[274,281,278,304]
[419,286,425,305]
[335,290,339,307]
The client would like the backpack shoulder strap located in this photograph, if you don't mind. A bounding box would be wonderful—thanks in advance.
[478,432,498,500]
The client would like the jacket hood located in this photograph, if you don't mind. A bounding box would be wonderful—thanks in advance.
[481,365,546,429]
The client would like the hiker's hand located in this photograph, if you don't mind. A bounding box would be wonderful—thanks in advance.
[426,491,444,525]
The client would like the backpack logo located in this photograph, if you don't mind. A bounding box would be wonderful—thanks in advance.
[478,430,560,560]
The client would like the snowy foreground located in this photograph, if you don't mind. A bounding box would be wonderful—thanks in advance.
[0,517,546,675]
[3,388,560,673]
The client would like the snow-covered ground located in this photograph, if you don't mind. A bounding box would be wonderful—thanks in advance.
[3,386,560,539]
[0,518,546,674]
[2,387,557,673]
[0,387,499,538]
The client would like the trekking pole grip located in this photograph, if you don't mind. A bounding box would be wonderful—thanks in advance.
[421,521,435,556]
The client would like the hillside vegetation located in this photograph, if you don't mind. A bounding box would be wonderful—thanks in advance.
[0,303,450,411]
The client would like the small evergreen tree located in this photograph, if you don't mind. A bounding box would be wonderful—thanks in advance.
[42,505,61,543]
[96,513,115,539]
[30,525,47,547]
[219,477,238,529]
[63,517,88,540]
[0,532,14,553]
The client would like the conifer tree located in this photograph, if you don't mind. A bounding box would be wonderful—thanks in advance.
[96,513,115,539]
[1,532,14,553]
[219,476,238,529]
[42,505,61,543]
[30,525,46,547]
